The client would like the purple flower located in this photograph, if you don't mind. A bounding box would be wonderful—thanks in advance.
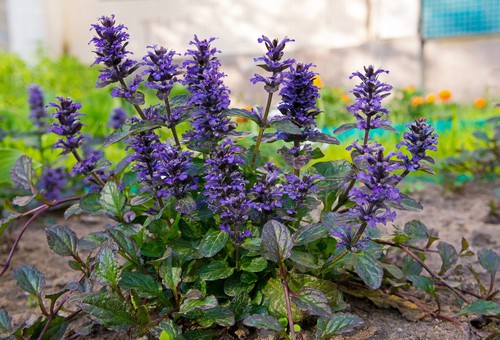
[281,173,323,217]
[397,117,439,171]
[27,84,48,128]
[347,65,393,131]
[332,225,370,251]
[251,36,295,93]
[48,97,86,155]
[71,149,103,176]
[108,107,128,129]
[250,162,284,214]
[204,139,253,241]
[182,36,234,145]
[348,143,403,227]
[153,144,198,199]
[277,63,321,141]
[38,166,67,200]
[142,45,181,100]
[90,15,143,106]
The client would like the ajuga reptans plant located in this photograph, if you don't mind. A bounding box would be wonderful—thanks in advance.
[1,15,499,340]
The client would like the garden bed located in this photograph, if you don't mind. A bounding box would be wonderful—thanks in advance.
[1,181,498,339]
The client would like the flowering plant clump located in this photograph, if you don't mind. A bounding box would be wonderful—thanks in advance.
[1,15,499,340]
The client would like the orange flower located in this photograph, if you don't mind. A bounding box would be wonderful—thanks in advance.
[473,97,487,109]
[425,93,436,103]
[411,96,424,107]
[313,76,323,88]
[404,85,415,95]
[341,94,350,103]
[438,89,452,102]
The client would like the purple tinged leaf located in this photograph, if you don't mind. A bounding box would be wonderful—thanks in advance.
[260,220,294,263]
[10,156,35,192]
[478,249,500,278]
[352,252,383,289]
[12,265,45,295]
[243,314,284,333]
[45,225,79,257]
[437,241,458,275]
[460,300,500,316]
[316,313,364,338]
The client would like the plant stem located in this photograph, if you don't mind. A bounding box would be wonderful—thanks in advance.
[293,140,300,177]
[279,261,296,340]
[164,99,181,147]
[250,93,274,169]
[114,65,147,120]
[71,150,106,187]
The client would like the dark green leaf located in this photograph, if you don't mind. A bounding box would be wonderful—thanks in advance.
[381,263,404,280]
[198,307,235,327]
[103,120,162,146]
[473,130,490,142]
[402,254,423,277]
[64,204,83,219]
[12,265,45,295]
[199,229,229,257]
[224,273,255,297]
[271,120,302,135]
[224,108,260,124]
[108,229,141,263]
[313,160,353,184]
[0,310,11,332]
[33,315,68,340]
[460,300,500,316]
[171,239,202,261]
[478,249,500,277]
[243,314,284,333]
[316,313,364,338]
[130,192,152,206]
[45,225,78,257]
[10,155,35,192]
[408,275,436,296]
[160,259,182,292]
[378,124,399,133]
[437,241,458,275]
[99,181,125,219]
[403,220,429,242]
[279,146,312,170]
[386,193,423,212]
[230,293,252,321]
[290,249,323,269]
[79,232,108,250]
[289,274,346,313]
[240,256,268,273]
[293,223,327,246]
[198,261,234,281]
[175,195,196,214]
[80,292,136,331]
[321,212,359,234]
[352,252,383,289]
[95,245,121,287]
[292,287,332,317]
[333,123,357,134]
[260,220,294,263]
[306,132,340,144]
[120,272,162,298]
[183,329,218,340]
[79,192,103,214]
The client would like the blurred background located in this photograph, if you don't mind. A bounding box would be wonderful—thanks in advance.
[1,0,500,102]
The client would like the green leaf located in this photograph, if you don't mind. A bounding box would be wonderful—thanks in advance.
[334,123,357,134]
[0,213,21,237]
[198,261,234,281]
[45,225,78,257]
[290,249,323,269]
[179,294,218,314]
[224,273,255,297]
[293,223,327,246]
[306,132,340,144]
[408,275,436,296]
[0,148,24,185]
[80,292,137,331]
[108,229,141,264]
[271,120,302,135]
[386,193,423,212]
[313,160,352,186]
[32,315,68,340]
[289,274,346,312]
[199,229,229,257]
[460,300,500,316]
[403,220,429,242]
[79,232,108,250]
[243,314,284,333]
[478,249,500,278]
[229,293,252,321]
[0,310,11,332]
[99,181,125,219]
[316,313,364,338]
[381,263,404,280]
[224,108,260,124]
[292,287,332,317]
[160,258,182,292]
[175,195,196,214]
[64,204,83,219]
[103,120,163,146]
[240,256,268,273]
[402,254,423,277]
[95,245,121,287]
[79,192,103,214]
[437,241,458,275]
[351,252,383,289]
[10,155,35,192]
[120,272,162,298]
[12,265,45,295]
[260,220,294,263]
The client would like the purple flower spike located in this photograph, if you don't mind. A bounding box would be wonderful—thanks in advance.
[27,84,48,128]
[48,97,86,155]
[251,162,284,214]
[281,173,323,217]
[251,36,295,93]
[154,144,198,199]
[38,166,67,200]
[182,36,234,145]
[332,225,370,251]
[397,117,439,171]
[142,45,181,100]
[278,63,321,140]
[347,65,393,130]
[108,107,128,129]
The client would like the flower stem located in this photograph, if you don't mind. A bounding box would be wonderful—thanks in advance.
[71,150,106,187]
[164,99,181,147]
[250,93,274,169]
[279,261,296,340]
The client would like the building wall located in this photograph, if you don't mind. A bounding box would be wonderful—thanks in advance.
[3,0,499,102]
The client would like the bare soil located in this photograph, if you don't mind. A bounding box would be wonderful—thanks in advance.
[0,182,499,339]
